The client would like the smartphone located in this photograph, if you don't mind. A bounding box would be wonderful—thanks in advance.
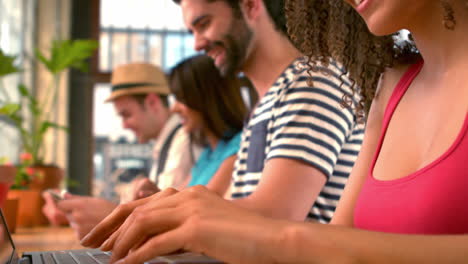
[46,189,66,203]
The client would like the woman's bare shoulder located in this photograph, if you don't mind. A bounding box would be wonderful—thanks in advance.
[373,64,411,112]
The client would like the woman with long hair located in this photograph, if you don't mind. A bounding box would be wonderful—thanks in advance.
[82,1,468,263]
[168,54,247,197]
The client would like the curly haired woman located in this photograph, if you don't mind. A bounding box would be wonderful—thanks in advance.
[81,1,468,263]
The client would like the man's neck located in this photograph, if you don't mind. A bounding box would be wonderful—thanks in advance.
[242,31,301,100]
[153,110,171,140]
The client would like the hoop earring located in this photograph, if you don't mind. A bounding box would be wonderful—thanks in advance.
[441,0,456,30]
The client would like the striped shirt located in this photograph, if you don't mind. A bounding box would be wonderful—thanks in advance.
[230,57,365,223]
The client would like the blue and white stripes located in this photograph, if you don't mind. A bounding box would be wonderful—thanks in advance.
[231,58,364,222]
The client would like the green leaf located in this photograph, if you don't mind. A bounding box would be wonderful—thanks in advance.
[17,84,40,116]
[39,121,68,135]
[0,103,20,115]
[35,49,53,72]
[37,39,98,74]
[65,178,80,188]
[9,113,23,124]
[0,49,21,77]
[18,83,30,97]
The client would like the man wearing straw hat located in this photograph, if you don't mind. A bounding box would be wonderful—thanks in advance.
[106,62,195,193]
[42,63,195,239]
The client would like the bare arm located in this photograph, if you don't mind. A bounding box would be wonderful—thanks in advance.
[205,155,236,196]
[228,67,358,221]
[330,90,383,226]
[274,221,468,264]
[232,157,326,221]
[82,186,468,264]
[331,68,401,226]
[82,66,468,263]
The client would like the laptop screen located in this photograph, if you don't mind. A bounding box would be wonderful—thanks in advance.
[0,209,15,264]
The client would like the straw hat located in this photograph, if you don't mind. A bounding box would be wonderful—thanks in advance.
[105,62,170,102]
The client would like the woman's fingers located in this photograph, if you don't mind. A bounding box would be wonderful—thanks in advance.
[107,190,197,260]
[81,188,178,248]
[99,223,122,251]
[81,199,146,247]
[108,206,188,263]
[112,226,190,264]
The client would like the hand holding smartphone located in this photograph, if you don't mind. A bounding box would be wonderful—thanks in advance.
[46,189,67,203]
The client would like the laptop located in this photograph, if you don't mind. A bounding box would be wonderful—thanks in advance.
[0,209,223,264]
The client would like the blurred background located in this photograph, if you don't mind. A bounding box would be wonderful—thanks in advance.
[0,0,199,200]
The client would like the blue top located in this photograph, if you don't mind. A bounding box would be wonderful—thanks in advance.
[188,132,242,187]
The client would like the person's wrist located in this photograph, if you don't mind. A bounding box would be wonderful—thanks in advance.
[272,221,306,263]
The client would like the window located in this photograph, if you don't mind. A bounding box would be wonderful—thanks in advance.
[98,0,196,72]
[0,0,36,162]
[93,0,197,200]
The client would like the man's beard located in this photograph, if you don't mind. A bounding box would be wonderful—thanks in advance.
[208,17,253,77]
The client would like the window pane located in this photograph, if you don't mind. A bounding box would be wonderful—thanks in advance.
[100,0,186,30]
[110,32,129,69]
[130,32,147,62]
[148,34,162,67]
[99,0,195,72]
[158,2,186,30]
[184,35,197,57]
[164,33,195,70]
[164,33,183,70]
[0,0,22,54]
[94,0,200,201]
[0,0,35,162]
[99,31,110,71]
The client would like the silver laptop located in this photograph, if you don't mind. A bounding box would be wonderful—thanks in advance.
[0,209,223,264]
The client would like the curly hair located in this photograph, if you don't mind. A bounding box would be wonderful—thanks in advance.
[285,0,421,120]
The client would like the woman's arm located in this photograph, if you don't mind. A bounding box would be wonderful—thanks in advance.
[275,221,468,264]
[332,67,404,226]
[206,155,236,196]
[83,186,468,264]
[330,87,384,226]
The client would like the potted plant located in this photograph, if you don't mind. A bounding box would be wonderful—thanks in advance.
[0,159,18,232]
[0,160,15,207]
[0,39,98,226]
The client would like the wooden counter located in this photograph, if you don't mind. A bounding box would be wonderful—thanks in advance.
[11,226,84,254]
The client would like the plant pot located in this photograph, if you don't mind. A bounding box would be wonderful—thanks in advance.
[0,165,15,207]
[7,165,63,227]
[0,183,10,208]
[2,198,18,233]
[7,189,46,227]
[30,165,63,226]
[28,165,63,191]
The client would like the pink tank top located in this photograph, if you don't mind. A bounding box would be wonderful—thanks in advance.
[354,61,468,234]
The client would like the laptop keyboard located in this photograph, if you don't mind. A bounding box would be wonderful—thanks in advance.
[51,252,75,263]
[41,251,111,264]
[41,252,56,264]
[34,251,223,264]
[70,252,100,264]
[87,252,111,263]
